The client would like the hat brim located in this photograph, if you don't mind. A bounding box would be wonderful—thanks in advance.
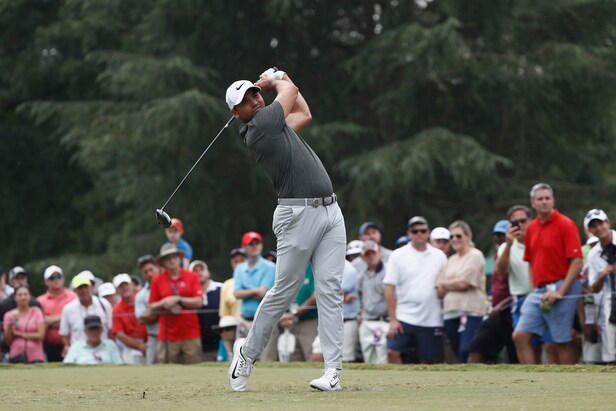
[156,250,185,263]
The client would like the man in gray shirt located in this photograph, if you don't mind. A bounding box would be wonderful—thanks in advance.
[225,68,346,392]
[134,254,160,364]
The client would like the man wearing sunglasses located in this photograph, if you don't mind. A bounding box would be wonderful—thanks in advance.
[385,216,448,364]
[37,265,76,362]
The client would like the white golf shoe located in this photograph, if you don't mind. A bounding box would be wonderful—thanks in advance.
[309,368,341,391]
[228,338,254,392]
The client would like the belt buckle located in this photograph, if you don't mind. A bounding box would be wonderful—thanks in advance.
[311,198,319,207]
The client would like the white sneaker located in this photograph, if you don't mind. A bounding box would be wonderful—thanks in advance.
[228,338,254,392]
[309,368,341,391]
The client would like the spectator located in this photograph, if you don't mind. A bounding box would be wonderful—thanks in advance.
[3,285,46,363]
[97,283,117,307]
[163,217,192,268]
[346,240,363,262]
[263,251,277,263]
[468,220,518,364]
[584,209,616,363]
[278,265,319,362]
[212,315,238,361]
[190,260,223,361]
[437,220,488,363]
[111,273,148,364]
[63,315,122,365]
[430,227,451,255]
[233,231,278,361]
[220,248,246,321]
[512,183,583,365]
[394,235,410,249]
[131,275,143,293]
[513,183,583,364]
[149,244,203,364]
[0,265,13,300]
[341,259,360,362]
[59,275,112,357]
[357,240,389,364]
[385,216,448,364]
[354,222,392,273]
[75,270,103,291]
[135,254,161,364]
[0,266,42,357]
[37,265,76,362]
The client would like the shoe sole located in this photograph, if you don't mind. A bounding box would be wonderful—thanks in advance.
[310,383,341,391]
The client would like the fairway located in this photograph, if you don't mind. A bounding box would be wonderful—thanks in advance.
[0,363,614,410]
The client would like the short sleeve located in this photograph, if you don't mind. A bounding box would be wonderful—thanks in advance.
[497,242,507,258]
[251,101,286,135]
[383,257,398,286]
[460,250,486,288]
[59,305,70,337]
[149,277,161,304]
[111,308,122,334]
[563,221,583,259]
[341,262,358,293]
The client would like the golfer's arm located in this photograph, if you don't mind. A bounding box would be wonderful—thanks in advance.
[384,284,397,321]
[558,258,583,296]
[282,74,312,133]
[273,79,299,119]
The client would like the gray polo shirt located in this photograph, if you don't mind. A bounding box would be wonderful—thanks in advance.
[357,261,388,320]
[135,283,157,336]
[240,101,333,198]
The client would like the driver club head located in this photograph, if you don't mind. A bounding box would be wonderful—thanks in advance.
[155,209,172,229]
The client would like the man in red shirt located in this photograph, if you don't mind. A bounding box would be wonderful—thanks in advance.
[37,265,76,362]
[512,183,583,364]
[149,244,204,364]
[111,273,148,364]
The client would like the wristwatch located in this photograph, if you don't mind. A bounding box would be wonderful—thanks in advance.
[177,298,185,308]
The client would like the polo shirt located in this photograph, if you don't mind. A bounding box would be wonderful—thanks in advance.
[37,288,77,345]
[149,269,202,341]
[112,299,148,341]
[293,265,317,321]
[357,261,388,321]
[384,243,447,327]
[198,281,222,352]
[341,260,359,320]
[497,239,532,296]
[233,257,276,318]
[135,283,157,336]
[63,339,122,365]
[523,210,583,287]
[59,297,113,344]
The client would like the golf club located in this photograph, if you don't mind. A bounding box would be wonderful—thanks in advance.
[155,116,235,228]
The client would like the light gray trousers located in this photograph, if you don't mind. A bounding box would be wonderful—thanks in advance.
[243,202,346,369]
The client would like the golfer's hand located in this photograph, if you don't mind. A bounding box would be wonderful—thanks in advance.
[261,67,285,80]
[255,76,277,94]
[388,319,403,339]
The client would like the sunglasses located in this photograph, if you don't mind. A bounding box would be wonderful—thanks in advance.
[410,228,428,234]
[450,234,464,239]
[48,274,63,280]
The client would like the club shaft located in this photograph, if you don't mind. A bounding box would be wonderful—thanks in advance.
[160,116,235,210]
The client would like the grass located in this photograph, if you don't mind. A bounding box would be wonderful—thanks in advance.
[1,362,615,410]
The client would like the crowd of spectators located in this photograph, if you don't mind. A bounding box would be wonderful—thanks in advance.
[1,183,615,365]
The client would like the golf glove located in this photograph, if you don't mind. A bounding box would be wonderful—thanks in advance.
[261,67,285,80]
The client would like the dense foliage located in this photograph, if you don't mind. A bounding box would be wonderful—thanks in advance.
[2,0,615,290]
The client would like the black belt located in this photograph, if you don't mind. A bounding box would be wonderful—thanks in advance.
[277,194,337,208]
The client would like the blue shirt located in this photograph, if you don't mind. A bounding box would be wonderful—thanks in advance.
[342,260,359,320]
[135,283,157,336]
[163,238,193,262]
[233,257,276,317]
[63,339,123,365]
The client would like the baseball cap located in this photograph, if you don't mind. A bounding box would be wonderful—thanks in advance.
[97,282,116,297]
[71,274,92,289]
[188,260,208,272]
[212,315,238,332]
[137,254,156,268]
[157,243,185,262]
[77,270,95,282]
[407,216,428,228]
[358,221,380,236]
[584,209,609,228]
[112,273,132,288]
[346,240,363,256]
[362,240,379,254]
[229,247,247,258]
[241,231,263,246]
[9,266,27,280]
[263,250,277,260]
[169,218,184,232]
[395,235,411,248]
[430,227,451,241]
[492,220,509,235]
[84,315,103,329]
[44,265,64,280]
[226,80,261,110]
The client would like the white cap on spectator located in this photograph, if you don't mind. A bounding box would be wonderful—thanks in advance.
[112,273,132,288]
[44,265,63,280]
[430,227,451,241]
[77,270,96,281]
[346,240,363,256]
[97,282,116,297]
[584,209,608,228]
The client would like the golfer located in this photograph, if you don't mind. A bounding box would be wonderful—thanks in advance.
[225,68,346,392]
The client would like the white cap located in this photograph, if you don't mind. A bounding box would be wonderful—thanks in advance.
[97,282,116,298]
[77,270,95,281]
[584,209,608,228]
[346,240,364,256]
[430,227,451,241]
[112,273,132,288]
[44,265,63,280]
[212,315,238,331]
[225,80,260,109]
[188,260,208,272]
[586,236,599,246]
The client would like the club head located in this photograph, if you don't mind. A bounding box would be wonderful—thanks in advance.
[155,209,172,229]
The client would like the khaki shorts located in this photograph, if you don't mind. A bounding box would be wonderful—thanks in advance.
[157,337,202,364]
